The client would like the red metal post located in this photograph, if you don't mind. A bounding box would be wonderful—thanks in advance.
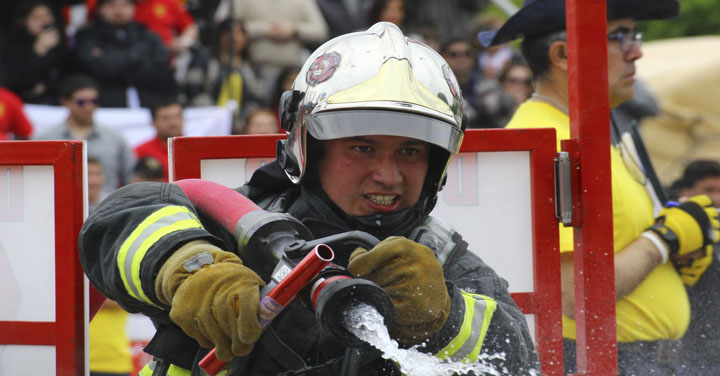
[565,0,618,374]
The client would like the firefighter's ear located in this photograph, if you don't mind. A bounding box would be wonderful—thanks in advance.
[548,40,568,72]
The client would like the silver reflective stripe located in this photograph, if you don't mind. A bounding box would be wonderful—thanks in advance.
[182,252,214,272]
[450,297,489,361]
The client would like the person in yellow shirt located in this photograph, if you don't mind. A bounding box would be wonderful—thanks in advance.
[479,0,720,374]
[89,300,133,376]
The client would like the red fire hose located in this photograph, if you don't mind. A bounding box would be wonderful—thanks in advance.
[175,179,335,375]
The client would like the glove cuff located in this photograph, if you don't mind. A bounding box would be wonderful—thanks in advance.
[647,223,679,256]
[155,240,239,305]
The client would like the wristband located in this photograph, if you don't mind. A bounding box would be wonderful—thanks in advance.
[642,231,669,263]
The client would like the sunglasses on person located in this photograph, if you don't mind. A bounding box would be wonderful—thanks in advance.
[607,28,643,54]
[74,97,99,106]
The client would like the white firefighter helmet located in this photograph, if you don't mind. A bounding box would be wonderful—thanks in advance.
[278,22,465,196]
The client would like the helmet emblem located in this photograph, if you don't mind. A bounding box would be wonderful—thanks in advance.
[306,52,341,86]
[442,64,459,99]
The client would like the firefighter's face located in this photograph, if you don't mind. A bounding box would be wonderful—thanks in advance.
[317,135,429,216]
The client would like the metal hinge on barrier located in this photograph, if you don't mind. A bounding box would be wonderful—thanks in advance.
[554,151,573,226]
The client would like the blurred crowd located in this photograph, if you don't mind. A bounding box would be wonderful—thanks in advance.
[7,1,720,375]
[0,0,534,141]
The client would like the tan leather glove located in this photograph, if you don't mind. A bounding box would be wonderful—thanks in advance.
[347,236,450,346]
[155,240,265,361]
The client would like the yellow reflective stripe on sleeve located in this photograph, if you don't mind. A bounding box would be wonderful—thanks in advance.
[117,206,204,306]
[168,364,192,376]
[138,359,192,376]
[436,291,498,362]
[138,360,155,376]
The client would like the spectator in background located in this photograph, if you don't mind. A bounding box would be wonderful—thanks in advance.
[131,156,165,183]
[667,160,720,375]
[134,98,184,181]
[87,156,106,213]
[239,108,280,135]
[133,0,199,56]
[440,36,515,128]
[36,74,135,196]
[368,0,406,30]
[132,0,200,102]
[230,0,328,83]
[413,26,443,52]
[73,0,177,108]
[184,20,270,128]
[269,65,301,118]
[474,14,520,80]
[499,59,534,111]
[0,87,34,140]
[316,0,371,38]
[403,0,488,41]
[1,1,70,105]
[90,298,134,376]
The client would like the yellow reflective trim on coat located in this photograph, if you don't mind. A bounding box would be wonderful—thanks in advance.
[435,291,497,362]
[465,293,498,362]
[138,362,153,376]
[116,206,204,306]
[138,359,192,376]
[167,364,192,376]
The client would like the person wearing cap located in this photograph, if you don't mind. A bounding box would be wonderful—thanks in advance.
[78,22,539,376]
[131,156,166,183]
[479,0,720,374]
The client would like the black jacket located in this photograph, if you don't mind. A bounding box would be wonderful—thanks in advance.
[73,18,177,107]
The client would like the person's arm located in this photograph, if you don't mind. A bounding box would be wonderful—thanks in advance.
[562,195,720,318]
[79,182,222,313]
[169,4,198,54]
[440,239,540,375]
[79,182,264,361]
[170,23,199,54]
[351,227,539,374]
[560,236,662,319]
[74,27,146,81]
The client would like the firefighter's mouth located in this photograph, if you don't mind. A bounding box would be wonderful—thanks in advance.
[365,194,397,206]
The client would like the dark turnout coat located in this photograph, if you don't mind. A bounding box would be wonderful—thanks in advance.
[79,162,539,375]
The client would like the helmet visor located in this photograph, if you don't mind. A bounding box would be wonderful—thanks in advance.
[304,110,463,154]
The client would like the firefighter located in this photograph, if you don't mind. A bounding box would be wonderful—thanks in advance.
[80,22,539,375]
